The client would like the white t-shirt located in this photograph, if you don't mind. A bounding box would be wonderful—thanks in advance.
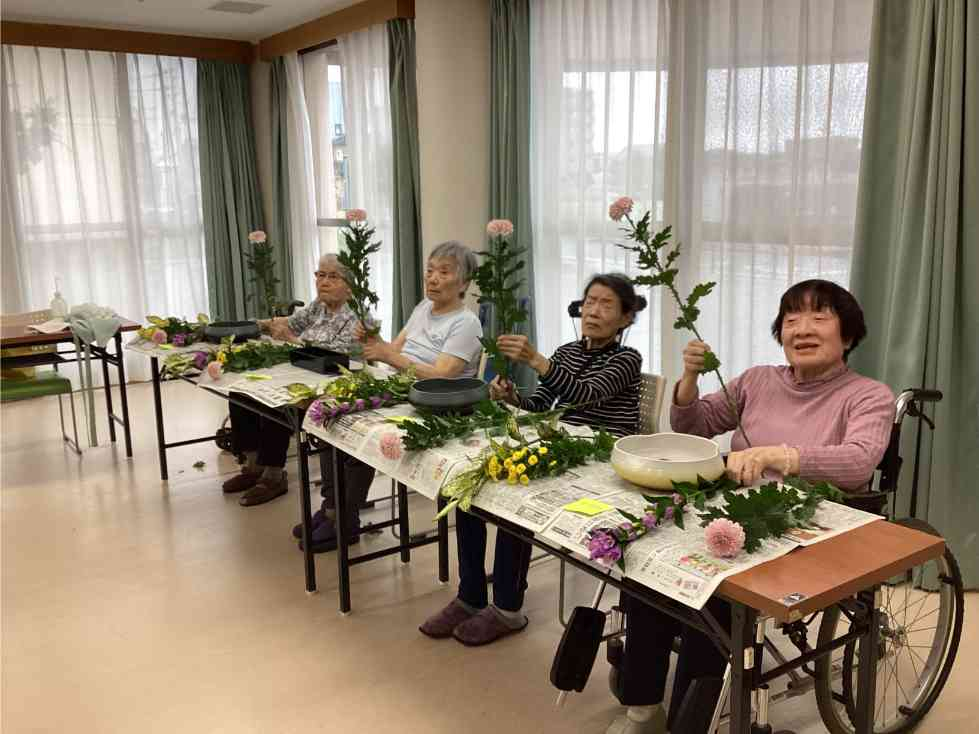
[401,300,483,378]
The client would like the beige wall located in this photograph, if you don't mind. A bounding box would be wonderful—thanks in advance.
[415,0,490,263]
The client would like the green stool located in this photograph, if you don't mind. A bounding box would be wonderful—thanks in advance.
[1,371,81,454]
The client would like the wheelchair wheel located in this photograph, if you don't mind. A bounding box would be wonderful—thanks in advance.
[215,414,234,453]
[814,519,963,734]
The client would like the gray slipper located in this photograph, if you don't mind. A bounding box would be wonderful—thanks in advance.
[419,599,476,639]
[452,607,527,646]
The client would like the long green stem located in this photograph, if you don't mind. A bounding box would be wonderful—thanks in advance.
[624,214,751,447]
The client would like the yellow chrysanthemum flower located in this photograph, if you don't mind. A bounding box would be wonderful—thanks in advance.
[538,446,548,456]
[507,476,517,485]
[217,351,227,364]
[519,474,529,485]
[504,458,513,468]
[516,464,526,475]
[549,460,557,468]
[528,455,538,466]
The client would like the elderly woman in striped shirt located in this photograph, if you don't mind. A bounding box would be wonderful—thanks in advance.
[606,279,895,734]
[419,273,647,646]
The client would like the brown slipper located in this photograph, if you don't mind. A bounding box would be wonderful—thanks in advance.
[452,607,527,646]
[239,473,288,506]
[419,599,476,639]
[222,470,262,494]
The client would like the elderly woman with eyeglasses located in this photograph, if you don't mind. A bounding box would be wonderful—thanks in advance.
[356,241,483,379]
[223,255,376,528]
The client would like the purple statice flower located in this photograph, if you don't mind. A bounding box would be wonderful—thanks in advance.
[587,530,616,556]
[354,398,366,411]
[641,513,658,530]
[172,333,187,347]
[338,402,351,414]
[672,492,685,506]
[381,392,392,402]
[664,506,675,521]
[328,406,340,420]
[307,399,326,426]
[192,351,209,370]
[599,546,622,567]
[370,396,383,409]
[618,521,638,541]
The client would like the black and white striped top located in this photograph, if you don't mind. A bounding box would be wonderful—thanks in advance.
[519,340,642,437]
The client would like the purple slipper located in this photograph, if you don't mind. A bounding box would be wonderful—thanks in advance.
[419,600,476,639]
[452,607,528,646]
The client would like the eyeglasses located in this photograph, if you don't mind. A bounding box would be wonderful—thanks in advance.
[314,271,344,282]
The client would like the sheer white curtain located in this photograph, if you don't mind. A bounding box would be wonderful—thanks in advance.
[530,0,873,392]
[2,46,205,381]
[282,52,321,301]
[670,0,873,393]
[338,25,395,340]
[530,0,670,375]
[302,47,339,257]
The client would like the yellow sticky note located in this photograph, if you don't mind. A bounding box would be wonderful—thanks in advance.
[563,498,613,516]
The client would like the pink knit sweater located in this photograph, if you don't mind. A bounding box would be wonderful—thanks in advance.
[670,364,895,491]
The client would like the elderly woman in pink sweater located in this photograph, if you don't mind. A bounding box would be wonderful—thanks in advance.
[606,279,895,734]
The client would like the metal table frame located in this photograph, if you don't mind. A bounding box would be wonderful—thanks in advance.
[463,507,882,734]
[2,328,133,457]
[146,359,449,602]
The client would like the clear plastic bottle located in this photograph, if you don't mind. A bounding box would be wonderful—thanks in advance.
[50,278,68,318]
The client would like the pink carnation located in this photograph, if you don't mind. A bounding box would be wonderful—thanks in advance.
[345,209,368,222]
[206,361,223,380]
[379,432,403,461]
[608,196,635,222]
[248,230,267,243]
[486,219,514,238]
[150,329,167,345]
[705,518,746,559]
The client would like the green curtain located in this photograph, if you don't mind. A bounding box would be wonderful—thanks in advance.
[387,19,424,332]
[849,0,978,587]
[197,59,266,321]
[269,57,295,310]
[489,0,536,390]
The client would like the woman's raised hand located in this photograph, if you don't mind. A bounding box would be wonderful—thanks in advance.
[496,334,536,363]
[489,375,519,406]
[681,339,713,378]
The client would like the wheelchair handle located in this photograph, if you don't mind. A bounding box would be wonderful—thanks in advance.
[894,388,943,425]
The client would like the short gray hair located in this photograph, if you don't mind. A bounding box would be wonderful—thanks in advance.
[318,253,352,283]
[429,241,478,293]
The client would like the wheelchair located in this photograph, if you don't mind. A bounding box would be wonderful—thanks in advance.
[598,388,964,734]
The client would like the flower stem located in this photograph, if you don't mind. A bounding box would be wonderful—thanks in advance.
[624,214,751,447]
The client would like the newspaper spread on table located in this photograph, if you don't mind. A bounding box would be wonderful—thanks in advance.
[125,337,214,359]
[302,404,883,609]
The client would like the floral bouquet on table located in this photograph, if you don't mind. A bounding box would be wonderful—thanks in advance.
[474,219,529,379]
[291,366,416,422]
[161,336,296,380]
[137,314,209,348]
[433,422,616,520]
[587,475,843,567]
[337,209,382,341]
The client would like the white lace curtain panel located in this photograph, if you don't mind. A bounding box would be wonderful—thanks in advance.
[529,0,873,394]
[2,46,206,383]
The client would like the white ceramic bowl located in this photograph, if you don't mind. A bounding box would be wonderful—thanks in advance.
[611,433,725,489]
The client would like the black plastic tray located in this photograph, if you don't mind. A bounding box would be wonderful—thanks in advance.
[289,346,350,374]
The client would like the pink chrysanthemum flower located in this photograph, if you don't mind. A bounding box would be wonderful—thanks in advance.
[608,196,635,222]
[705,518,746,558]
[486,219,514,238]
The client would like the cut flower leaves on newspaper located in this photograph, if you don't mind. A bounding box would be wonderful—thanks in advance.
[587,475,843,568]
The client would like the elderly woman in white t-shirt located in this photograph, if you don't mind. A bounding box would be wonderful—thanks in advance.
[357,241,483,378]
